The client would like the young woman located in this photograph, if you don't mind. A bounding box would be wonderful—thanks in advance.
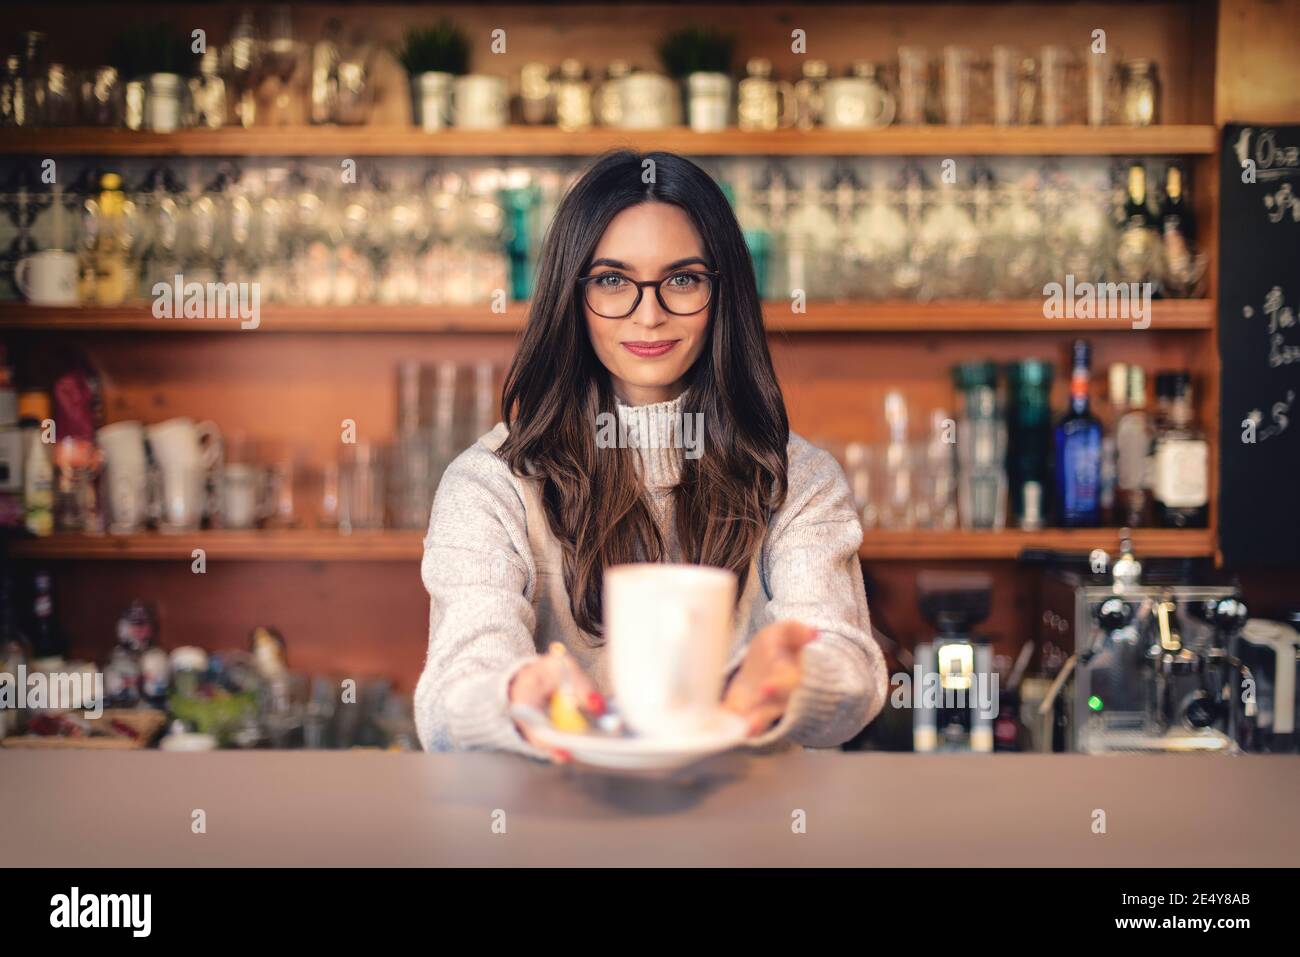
[415,150,886,760]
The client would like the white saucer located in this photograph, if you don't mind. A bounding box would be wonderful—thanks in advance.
[525,709,749,771]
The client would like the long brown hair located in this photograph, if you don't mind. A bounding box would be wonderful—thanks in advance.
[499,151,788,639]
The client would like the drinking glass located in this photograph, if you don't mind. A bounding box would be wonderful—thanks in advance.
[1039,45,1080,126]
[939,46,984,126]
[987,46,1019,126]
[221,9,261,127]
[879,391,916,529]
[896,46,931,125]
[338,443,385,532]
[917,410,958,529]
[262,5,303,126]
[1085,47,1117,125]
[843,441,878,529]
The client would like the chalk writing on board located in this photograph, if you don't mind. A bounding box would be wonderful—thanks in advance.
[1233,127,1300,183]
[1264,183,1300,223]
[1245,391,1294,443]
[1241,287,1299,442]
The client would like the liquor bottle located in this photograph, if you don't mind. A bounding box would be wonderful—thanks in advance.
[1100,362,1126,524]
[1006,359,1053,531]
[1151,371,1208,528]
[1159,162,1197,295]
[1115,365,1153,527]
[1053,339,1102,527]
[1115,162,1160,285]
[19,391,53,538]
[27,567,65,665]
[93,172,130,306]
[1160,163,1194,248]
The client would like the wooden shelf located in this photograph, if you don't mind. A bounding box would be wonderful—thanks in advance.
[0,299,1214,333]
[7,529,422,562]
[0,125,1217,157]
[8,527,1214,562]
[858,528,1215,560]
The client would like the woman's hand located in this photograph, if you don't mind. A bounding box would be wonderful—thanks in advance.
[508,643,604,763]
[721,621,818,736]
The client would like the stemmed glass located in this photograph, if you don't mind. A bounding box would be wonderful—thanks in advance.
[261,5,303,126]
[221,10,261,128]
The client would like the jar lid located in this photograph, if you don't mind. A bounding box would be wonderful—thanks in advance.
[17,390,50,422]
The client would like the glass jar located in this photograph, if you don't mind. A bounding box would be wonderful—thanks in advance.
[1119,59,1160,126]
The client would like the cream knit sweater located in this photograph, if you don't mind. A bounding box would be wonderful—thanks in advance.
[414,394,887,759]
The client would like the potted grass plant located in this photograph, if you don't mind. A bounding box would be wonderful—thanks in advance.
[658,28,736,131]
[397,21,470,132]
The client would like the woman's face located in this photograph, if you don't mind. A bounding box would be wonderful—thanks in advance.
[582,202,713,406]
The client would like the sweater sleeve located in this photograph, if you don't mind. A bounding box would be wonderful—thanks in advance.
[740,438,889,751]
[413,440,549,760]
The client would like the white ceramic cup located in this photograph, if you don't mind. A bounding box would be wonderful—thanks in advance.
[822,76,896,129]
[157,459,206,533]
[611,71,681,129]
[452,74,508,129]
[413,70,453,131]
[146,417,222,471]
[97,421,149,532]
[687,72,731,131]
[15,250,79,305]
[604,563,737,737]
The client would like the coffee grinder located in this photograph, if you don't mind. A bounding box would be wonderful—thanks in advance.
[913,571,996,753]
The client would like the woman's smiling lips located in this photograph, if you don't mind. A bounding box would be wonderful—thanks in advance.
[620,340,680,358]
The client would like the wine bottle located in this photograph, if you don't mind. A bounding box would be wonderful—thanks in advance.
[1151,371,1208,528]
[1053,339,1102,527]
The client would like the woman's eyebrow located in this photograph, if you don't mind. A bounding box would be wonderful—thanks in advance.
[586,256,711,272]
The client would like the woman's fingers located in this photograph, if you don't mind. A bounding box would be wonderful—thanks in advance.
[548,643,605,715]
[770,620,818,653]
[743,702,787,736]
[508,658,555,709]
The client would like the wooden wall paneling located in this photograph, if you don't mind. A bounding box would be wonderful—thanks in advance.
[1215,0,1300,125]
[47,560,431,694]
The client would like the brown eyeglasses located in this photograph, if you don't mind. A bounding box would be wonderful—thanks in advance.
[577,270,720,319]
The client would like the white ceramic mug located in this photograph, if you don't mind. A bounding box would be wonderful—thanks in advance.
[822,76,896,129]
[452,74,508,129]
[610,71,681,129]
[156,459,206,532]
[604,563,737,737]
[97,421,149,532]
[146,418,222,471]
[15,250,79,305]
[413,70,453,131]
[687,72,731,131]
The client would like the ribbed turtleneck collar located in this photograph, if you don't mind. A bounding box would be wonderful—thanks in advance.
[613,392,695,490]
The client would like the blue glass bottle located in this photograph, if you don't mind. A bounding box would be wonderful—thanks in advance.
[1053,339,1102,527]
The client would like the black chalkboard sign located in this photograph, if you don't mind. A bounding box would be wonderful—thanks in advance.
[1219,123,1300,567]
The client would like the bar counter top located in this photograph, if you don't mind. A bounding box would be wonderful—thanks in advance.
[3,750,1298,867]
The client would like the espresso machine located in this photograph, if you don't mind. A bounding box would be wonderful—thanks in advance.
[1036,532,1256,753]
[1234,613,1300,753]
[913,571,996,753]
